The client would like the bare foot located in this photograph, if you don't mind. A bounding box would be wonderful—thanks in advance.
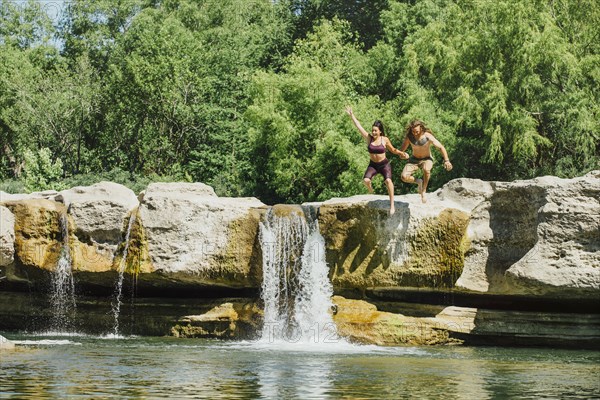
[389,204,395,215]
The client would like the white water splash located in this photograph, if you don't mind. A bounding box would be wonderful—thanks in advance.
[11,339,82,346]
[110,212,137,336]
[49,213,76,332]
[259,208,341,345]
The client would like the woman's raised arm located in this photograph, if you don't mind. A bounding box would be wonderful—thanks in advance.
[345,106,370,142]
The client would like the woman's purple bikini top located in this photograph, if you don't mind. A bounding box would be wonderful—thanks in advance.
[368,137,386,154]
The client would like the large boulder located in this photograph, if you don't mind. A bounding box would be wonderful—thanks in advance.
[54,182,139,273]
[136,182,266,288]
[317,172,599,301]
[453,172,600,299]
[317,194,470,289]
[171,301,262,339]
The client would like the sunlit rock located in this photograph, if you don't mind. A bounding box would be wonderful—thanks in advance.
[332,296,462,346]
[455,172,600,299]
[137,182,266,288]
[0,206,14,267]
[171,301,262,339]
[317,195,470,289]
[55,182,139,274]
[2,199,65,272]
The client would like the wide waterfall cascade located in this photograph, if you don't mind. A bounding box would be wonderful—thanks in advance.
[259,207,340,344]
[110,212,137,336]
[49,213,77,332]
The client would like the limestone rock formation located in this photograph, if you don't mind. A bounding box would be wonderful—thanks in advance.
[0,173,598,347]
[318,194,470,289]
[0,206,14,267]
[171,301,262,339]
[432,305,600,347]
[138,182,266,288]
[317,172,599,300]
[451,172,600,299]
[332,296,461,345]
[54,182,139,273]
[2,199,66,272]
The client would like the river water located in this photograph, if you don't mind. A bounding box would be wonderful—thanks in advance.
[1,334,599,399]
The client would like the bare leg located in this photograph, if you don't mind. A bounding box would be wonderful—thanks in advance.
[415,177,423,194]
[402,169,422,200]
[421,170,431,203]
[363,178,374,193]
[384,178,395,215]
[400,173,415,183]
[401,163,419,185]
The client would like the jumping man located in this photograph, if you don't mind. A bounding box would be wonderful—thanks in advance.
[398,120,452,203]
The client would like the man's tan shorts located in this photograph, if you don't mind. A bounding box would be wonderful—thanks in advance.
[402,158,433,177]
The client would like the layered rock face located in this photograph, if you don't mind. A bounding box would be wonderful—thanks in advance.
[137,183,265,288]
[1,181,266,291]
[314,171,599,299]
[453,171,600,299]
[0,172,598,346]
[318,195,470,289]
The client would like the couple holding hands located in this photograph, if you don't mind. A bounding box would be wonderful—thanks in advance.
[346,107,452,215]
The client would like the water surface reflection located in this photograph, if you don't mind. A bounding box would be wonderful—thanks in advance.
[1,335,599,399]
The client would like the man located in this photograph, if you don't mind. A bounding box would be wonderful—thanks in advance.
[397,119,452,203]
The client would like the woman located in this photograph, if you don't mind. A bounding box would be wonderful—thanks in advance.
[399,119,452,203]
[346,106,405,215]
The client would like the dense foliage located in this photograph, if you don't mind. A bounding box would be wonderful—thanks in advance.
[1,0,598,202]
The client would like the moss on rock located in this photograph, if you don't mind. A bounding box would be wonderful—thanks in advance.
[332,296,462,346]
[121,208,153,276]
[5,199,66,271]
[319,202,470,290]
[400,209,470,287]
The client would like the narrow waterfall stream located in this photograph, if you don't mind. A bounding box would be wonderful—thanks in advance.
[110,212,137,336]
[259,206,339,344]
[49,213,76,332]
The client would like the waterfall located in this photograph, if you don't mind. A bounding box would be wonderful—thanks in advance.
[259,206,339,344]
[110,212,136,336]
[49,213,76,332]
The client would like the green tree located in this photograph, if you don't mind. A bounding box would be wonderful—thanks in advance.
[247,19,395,203]
[98,0,292,196]
[22,147,66,192]
[382,0,599,181]
[58,0,151,71]
[289,0,390,50]
[0,0,54,49]
[6,57,100,175]
[0,1,62,179]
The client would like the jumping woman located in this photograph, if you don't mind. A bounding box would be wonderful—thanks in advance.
[346,106,404,215]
